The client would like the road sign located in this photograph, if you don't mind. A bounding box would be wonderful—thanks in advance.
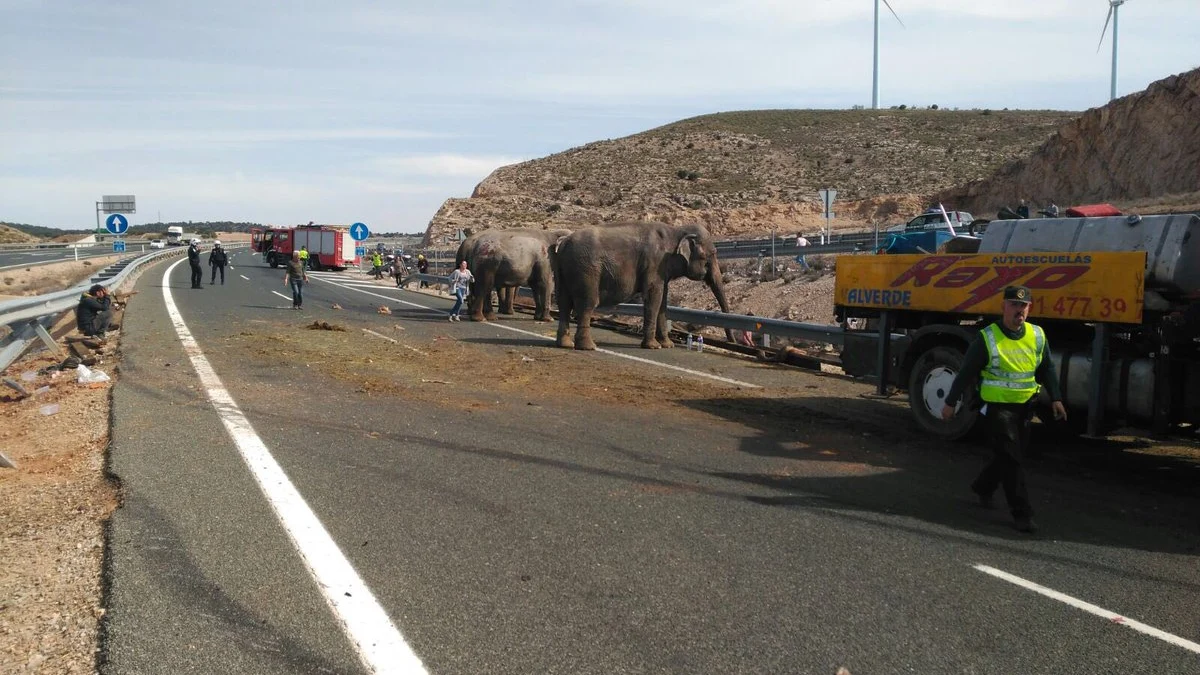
[818,189,837,219]
[105,214,129,235]
[350,222,370,241]
[113,240,126,253]
[101,195,136,213]
[355,246,366,257]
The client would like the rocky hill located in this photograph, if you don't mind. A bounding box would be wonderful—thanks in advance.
[938,68,1200,215]
[0,224,40,244]
[424,108,1079,245]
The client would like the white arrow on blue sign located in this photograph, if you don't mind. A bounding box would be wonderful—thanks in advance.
[106,214,129,235]
[350,222,370,241]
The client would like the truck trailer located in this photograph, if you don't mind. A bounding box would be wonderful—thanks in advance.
[250,225,358,270]
[835,213,1200,439]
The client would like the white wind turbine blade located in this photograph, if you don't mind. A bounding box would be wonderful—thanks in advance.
[881,0,906,28]
[1096,4,1113,52]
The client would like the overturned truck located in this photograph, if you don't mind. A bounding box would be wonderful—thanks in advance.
[835,213,1200,439]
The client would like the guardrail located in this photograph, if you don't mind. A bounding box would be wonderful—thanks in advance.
[0,244,248,373]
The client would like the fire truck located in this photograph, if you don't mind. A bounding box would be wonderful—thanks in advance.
[250,224,358,270]
[834,213,1200,439]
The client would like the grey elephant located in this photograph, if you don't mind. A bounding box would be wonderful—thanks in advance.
[552,221,731,350]
[455,228,570,322]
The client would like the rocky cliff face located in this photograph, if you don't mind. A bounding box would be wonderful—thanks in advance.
[422,109,1076,245]
[938,68,1200,215]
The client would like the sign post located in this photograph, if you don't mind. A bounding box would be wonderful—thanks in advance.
[818,188,836,243]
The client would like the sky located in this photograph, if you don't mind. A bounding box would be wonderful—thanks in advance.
[2,0,1198,232]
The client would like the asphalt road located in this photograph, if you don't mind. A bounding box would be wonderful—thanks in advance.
[0,244,149,270]
[101,251,1200,674]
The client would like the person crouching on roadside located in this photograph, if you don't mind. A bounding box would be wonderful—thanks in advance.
[76,284,113,337]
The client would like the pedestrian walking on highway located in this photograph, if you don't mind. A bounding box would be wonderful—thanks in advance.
[941,285,1067,534]
[187,239,203,289]
[283,250,308,309]
[208,241,228,285]
[447,260,474,321]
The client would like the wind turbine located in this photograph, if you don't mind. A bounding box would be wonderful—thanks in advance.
[1097,0,1129,101]
[872,0,905,109]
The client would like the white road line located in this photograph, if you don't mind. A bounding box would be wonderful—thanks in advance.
[239,274,250,280]
[312,276,760,388]
[974,564,1200,654]
[160,258,427,674]
[271,290,292,301]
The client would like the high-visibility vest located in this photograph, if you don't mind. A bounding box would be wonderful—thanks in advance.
[979,322,1045,404]
[298,249,308,260]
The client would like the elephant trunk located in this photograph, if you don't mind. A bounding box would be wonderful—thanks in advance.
[706,261,735,342]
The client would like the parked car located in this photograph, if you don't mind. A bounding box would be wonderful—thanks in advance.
[149,239,166,249]
[885,209,975,233]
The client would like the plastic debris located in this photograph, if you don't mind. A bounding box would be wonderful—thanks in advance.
[39,403,60,416]
[76,364,111,384]
[34,386,50,396]
[20,371,37,382]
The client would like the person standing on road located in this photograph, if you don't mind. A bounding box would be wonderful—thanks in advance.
[208,241,228,285]
[283,250,308,310]
[298,246,310,270]
[187,239,203,289]
[447,259,474,321]
[371,251,383,279]
[941,285,1067,534]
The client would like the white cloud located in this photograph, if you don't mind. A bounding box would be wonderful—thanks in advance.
[371,154,527,178]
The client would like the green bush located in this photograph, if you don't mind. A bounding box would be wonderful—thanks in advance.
[561,183,575,191]
[546,204,561,213]
[686,171,700,181]
[676,169,689,179]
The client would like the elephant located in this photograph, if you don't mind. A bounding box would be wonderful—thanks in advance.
[551,221,732,350]
[455,228,571,322]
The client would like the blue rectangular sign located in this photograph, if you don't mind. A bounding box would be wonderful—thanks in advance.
[355,246,365,257]
[113,240,126,253]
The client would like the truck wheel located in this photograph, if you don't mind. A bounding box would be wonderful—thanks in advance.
[309,257,322,271]
[907,346,979,440]
[268,253,279,269]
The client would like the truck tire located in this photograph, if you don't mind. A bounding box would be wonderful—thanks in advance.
[309,257,322,272]
[907,346,980,440]
[268,253,279,269]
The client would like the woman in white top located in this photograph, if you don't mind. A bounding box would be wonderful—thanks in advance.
[448,260,474,320]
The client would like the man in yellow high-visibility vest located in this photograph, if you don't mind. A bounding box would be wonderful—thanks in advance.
[941,285,1067,534]
[298,246,310,270]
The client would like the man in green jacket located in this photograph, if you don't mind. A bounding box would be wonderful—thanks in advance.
[942,285,1067,534]
[76,284,113,337]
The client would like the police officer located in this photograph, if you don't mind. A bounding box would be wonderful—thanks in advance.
[941,285,1067,534]
[187,239,203,289]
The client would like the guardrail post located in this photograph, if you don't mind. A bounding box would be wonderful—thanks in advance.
[33,323,61,356]
[875,311,892,396]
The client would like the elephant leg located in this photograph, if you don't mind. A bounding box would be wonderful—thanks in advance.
[471,269,492,322]
[556,291,575,348]
[574,300,598,351]
[640,283,664,349]
[499,286,515,315]
[532,283,548,322]
[655,288,673,348]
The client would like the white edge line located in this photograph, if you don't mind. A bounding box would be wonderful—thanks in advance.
[271,290,292,301]
[973,564,1200,654]
[313,276,760,389]
[362,328,397,344]
[239,274,249,280]
[160,258,427,674]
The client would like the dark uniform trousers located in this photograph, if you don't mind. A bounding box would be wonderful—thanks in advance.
[972,400,1034,519]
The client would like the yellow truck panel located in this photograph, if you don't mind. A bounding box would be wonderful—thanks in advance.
[835,251,1146,324]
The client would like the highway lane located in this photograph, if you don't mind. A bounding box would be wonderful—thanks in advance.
[0,245,147,270]
[102,251,1200,674]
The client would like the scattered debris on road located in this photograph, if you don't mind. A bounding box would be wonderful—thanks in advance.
[307,320,346,332]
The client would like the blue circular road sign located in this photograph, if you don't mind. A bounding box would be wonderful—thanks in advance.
[106,214,129,235]
[350,222,370,241]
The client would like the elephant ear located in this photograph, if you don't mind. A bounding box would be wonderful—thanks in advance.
[677,234,698,263]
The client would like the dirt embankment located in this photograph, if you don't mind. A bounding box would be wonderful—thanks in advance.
[938,68,1200,214]
[0,256,123,301]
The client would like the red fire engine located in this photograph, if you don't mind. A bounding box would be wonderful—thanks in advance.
[250,224,359,270]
